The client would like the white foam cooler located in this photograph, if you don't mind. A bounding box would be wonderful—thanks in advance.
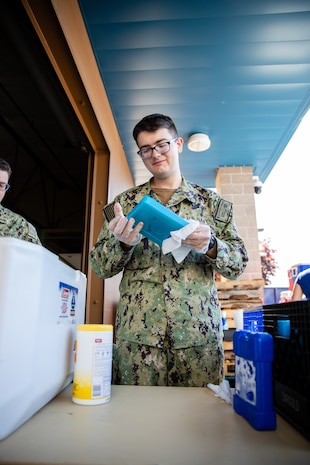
[0,237,86,440]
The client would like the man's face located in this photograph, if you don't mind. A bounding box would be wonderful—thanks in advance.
[0,169,9,204]
[136,128,183,180]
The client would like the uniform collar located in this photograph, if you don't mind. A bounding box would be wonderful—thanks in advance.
[133,177,198,206]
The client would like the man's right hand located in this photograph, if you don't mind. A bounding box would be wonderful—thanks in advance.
[109,202,143,247]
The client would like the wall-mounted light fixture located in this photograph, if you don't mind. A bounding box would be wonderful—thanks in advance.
[187,133,211,152]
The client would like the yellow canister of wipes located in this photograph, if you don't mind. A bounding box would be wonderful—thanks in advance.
[72,324,113,405]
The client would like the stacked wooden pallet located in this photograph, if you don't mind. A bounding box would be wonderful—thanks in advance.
[216,278,265,377]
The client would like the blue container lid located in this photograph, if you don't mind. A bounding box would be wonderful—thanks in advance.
[233,330,274,361]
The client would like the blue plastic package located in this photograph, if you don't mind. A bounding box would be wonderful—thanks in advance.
[233,330,277,431]
[127,196,189,246]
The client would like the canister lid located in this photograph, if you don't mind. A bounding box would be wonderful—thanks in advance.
[76,324,113,332]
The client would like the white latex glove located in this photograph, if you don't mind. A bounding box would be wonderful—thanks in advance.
[109,202,143,246]
[181,222,213,253]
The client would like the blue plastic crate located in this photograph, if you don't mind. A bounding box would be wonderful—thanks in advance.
[243,307,264,332]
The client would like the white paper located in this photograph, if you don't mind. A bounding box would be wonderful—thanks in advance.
[207,380,234,404]
[162,220,209,263]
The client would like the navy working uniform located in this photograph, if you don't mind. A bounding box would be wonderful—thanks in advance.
[89,178,248,386]
[0,204,41,244]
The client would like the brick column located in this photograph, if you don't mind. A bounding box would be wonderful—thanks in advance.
[215,166,262,281]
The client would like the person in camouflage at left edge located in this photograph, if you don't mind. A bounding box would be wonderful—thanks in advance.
[89,114,248,387]
[0,158,41,245]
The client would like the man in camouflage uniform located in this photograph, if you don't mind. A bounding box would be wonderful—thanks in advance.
[0,158,41,244]
[89,114,248,387]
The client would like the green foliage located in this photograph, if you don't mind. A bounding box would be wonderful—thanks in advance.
[259,238,278,285]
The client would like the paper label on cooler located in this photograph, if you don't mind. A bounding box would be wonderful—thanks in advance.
[58,281,79,324]
[235,355,257,406]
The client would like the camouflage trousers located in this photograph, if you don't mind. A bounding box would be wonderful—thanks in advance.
[112,338,224,387]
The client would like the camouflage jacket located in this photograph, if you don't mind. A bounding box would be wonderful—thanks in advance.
[0,204,41,245]
[89,178,248,349]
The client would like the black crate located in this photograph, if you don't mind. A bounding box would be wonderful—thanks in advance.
[262,300,310,441]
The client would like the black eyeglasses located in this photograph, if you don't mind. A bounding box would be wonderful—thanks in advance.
[0,182,10,192]
[137,137,178,159]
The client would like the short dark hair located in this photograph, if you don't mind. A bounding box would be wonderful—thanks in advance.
[133,113,178,143]
[0,158,12,178]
